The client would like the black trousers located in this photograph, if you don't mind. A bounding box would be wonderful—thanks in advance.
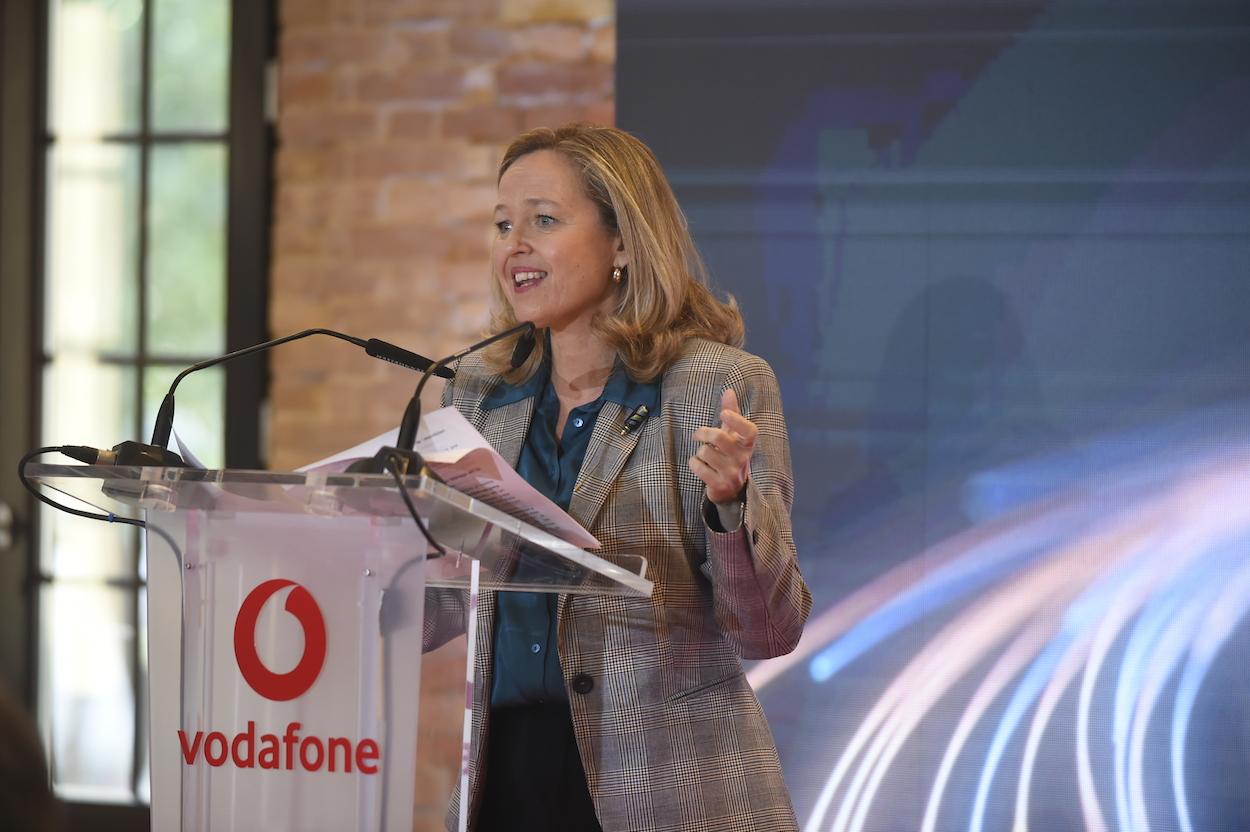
[476,704,603,832]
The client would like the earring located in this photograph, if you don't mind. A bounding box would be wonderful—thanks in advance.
[612,267,624,284]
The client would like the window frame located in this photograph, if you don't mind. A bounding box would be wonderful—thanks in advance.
[12,0,275,825]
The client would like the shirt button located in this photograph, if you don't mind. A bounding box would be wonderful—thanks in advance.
[573,417,584,428]
[530,643,542,654]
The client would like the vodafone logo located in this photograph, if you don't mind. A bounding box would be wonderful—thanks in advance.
[233,579,327,701]
[178,579,379,775]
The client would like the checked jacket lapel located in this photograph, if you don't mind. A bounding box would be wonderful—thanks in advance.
[566,399,643,533]
[472,396,533,470]
[465,393,646,646]
[559,398,645,636]
[474,393,645,538]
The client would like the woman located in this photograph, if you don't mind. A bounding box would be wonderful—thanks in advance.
[427,124,812,831]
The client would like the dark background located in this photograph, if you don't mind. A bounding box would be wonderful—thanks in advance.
[620,1,1250,829]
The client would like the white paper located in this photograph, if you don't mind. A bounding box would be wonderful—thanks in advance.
[299,407,601,549]
[173,429,207,469]
[296,427,399,473]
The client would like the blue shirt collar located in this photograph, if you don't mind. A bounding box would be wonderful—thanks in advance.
[481,361,548,410]
[481,355,660,415]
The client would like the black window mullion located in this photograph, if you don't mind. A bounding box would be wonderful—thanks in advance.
[224,0,274,470]
[130,0,155,802]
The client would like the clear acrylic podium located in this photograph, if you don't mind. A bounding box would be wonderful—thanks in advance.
[27,463,653,832]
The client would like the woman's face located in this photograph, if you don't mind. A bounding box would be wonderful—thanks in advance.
[492,149,624,333]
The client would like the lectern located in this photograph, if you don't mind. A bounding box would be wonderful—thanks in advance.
[27,463,652,832]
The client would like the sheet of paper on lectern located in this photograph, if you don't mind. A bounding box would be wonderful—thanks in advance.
[299,406,600,549]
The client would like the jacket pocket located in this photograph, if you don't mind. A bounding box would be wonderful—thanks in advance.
[667,670,744,704]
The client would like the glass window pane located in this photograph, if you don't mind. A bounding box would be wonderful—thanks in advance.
[39,505,137,580]
[45,143,140,355]
[40,357,141,579]
[144,365,225,469]
[42,356,137,452]
[40,583,137,801]
[48,0,144,136]
[151,0,231,131]
[147,144,227,355]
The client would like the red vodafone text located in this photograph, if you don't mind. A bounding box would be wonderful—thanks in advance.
[178,721,379,774]
[177,583,378,774]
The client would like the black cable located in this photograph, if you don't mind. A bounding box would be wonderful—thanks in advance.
[384,453,446,559]
[17,447,181,559]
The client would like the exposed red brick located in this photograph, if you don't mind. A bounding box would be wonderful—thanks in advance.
[521,101,613,131]
[460,142,505,182]
[273,220,330,256]
[272,257,339,296]
[384,180,496,225]
[436,259,495,298]
[276,146,350,180]
[348,141,461,178]
[448,24,513,60]
[393,25,451,65]
[500,0,611,25]
[280,69,333,106]
[583,97,614,127]
[279,181,382,226]
[378,180,442,224]
[496,61,612,100]
[357,67,467,102]
[512,23,589,62]
[283,28,402,69]
[350,221,493,261]
[280,0,336,28]
[358,0,500,24]
[347,223,426,259]
[443,105,523,143]
[590,21,614,63]
[281,110,378,145]
[385,107,440,139]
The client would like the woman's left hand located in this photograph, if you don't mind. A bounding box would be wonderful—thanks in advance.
[690,388,758,504]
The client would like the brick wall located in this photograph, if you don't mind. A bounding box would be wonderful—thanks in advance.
[270,1,614,827]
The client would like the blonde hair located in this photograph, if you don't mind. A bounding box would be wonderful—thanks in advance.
[484,124,744,382]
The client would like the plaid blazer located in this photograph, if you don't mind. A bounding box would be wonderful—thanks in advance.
[428,338,812,832]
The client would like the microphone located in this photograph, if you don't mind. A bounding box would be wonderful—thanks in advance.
[620,404,650,436]
[365,339,456,379]
[348,321,537,475]
[78,328,444,468]
[509,325,537,373]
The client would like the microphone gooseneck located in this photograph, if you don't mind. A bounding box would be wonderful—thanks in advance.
[394,321,537,454]
[22,328,461,564]
[147,328,445,459]
[346,322,536,561]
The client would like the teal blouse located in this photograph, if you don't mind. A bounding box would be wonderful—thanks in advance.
[481,358,659,707]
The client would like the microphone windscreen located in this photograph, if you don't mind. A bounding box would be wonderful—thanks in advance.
[365,339,455,379]
[509,325,537,369]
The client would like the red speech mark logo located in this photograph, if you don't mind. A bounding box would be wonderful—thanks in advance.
[233,579,327,701]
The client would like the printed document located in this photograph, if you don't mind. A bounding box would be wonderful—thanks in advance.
[300,407,600,549]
